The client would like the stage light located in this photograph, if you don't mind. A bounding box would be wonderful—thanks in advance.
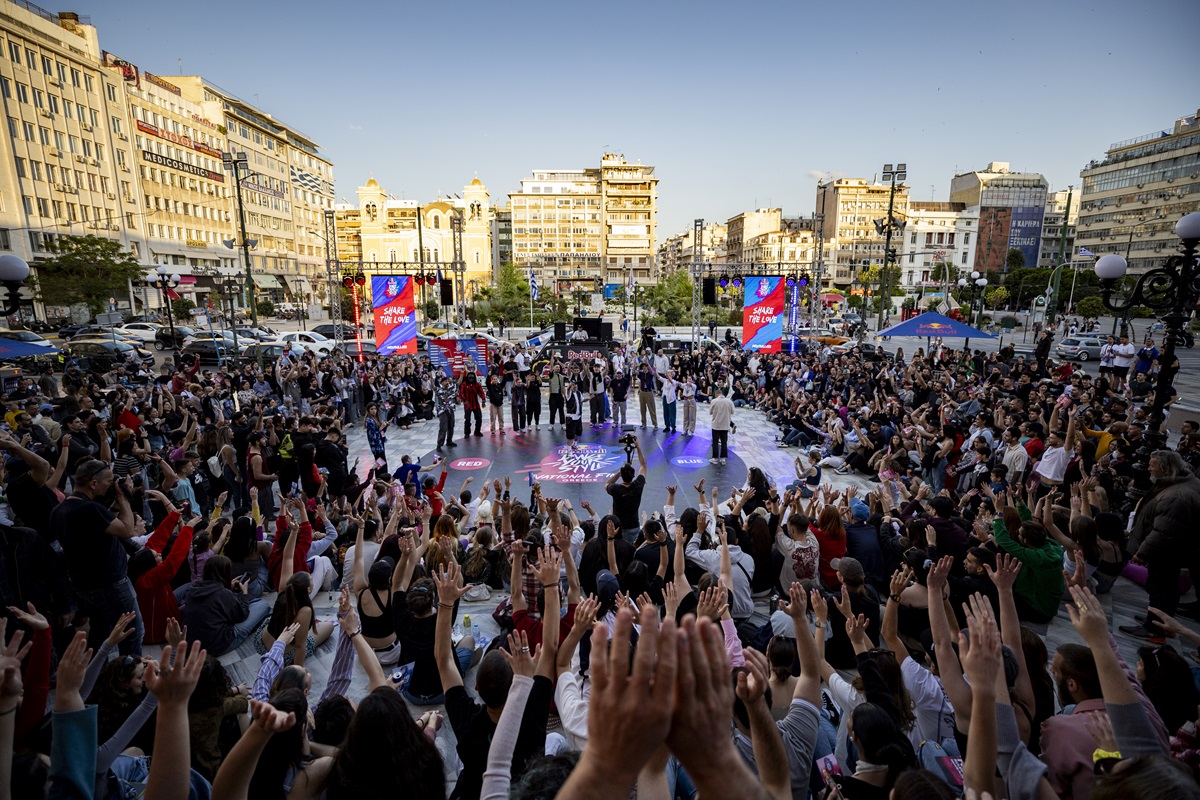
[342,276,354,289]
[415,275,425,286]
[786,276,796,288]
[719,274,729,288]
[354,272,367,286]
[799,275,809,288]
[732,277,742,288]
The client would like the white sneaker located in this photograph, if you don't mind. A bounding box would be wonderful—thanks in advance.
[720,458,727,465]
[710,458,718,464]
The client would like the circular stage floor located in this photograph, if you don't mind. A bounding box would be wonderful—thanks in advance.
[423,423,748,513]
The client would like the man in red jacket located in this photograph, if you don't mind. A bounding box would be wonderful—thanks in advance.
[458,371,485,438]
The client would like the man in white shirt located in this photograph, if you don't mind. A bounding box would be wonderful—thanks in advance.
[652,349,670,384]
[1111,334,1137,391]
[1000,426,1030,478]
[710,387,734,464]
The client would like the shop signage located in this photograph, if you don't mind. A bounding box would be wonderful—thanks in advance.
[186,239,207,249]
[144,72,181,96]
[141,150,225,182]
[136,120,225,165]
[242,180,285,199]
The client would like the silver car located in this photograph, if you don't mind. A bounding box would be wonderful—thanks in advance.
[1055,337,1104,361]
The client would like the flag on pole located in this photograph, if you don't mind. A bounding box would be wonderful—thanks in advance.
[436,263,444,283]
[530,268,539,302]
[1079,247,1096,258]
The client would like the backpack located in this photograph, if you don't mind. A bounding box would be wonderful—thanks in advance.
[207,453,222,478]
[916,738,964,796]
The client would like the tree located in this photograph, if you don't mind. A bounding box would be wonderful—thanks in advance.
[1075,295,1105,319]
[31,234,145,316]
[172,297,196,322]
[255,299,274,318]
[423,298,441,322]
[642,270,693,326]
[930,261,957,284]
[1006,248,1026,271]
[480,262,531,324]
[984,286,1009,310]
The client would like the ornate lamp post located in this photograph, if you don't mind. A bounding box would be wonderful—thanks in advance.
[1095,212,1200,500]
[0,255,31,316]
[149,267,181,361]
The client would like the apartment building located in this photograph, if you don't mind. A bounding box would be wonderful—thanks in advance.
[950,162,1048,273]
[490,201,511,271]
[657,221,726,272]
[815,178,911,287]
[0,5,140,316]
[1076,110,1200,274]
[898,201,978,292]
[600,153,657,285]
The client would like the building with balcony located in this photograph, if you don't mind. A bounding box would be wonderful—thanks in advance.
[1038,189,1078,269]
[950,162,1048,273]
[657,221,726,272]
[815,179,911,287]
[331,176,492,304]
[600,153,657,287]
[723,208,781,264]
[897,202,978,294]
[490,201,511,270]
[0,5,143,318]
[1075,110,1200,274]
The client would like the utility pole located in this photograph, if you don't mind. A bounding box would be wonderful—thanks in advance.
[877,164,907,330]
[222,151,263,371]
[416,206,426,319]
[1046,187,1072,328]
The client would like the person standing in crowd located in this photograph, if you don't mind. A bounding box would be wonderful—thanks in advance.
[435,373,458,450]
[524,370,543,431]
[637,361,658,430]
[486,373,506,436]
[457,371,485,439]
[710,386,734,465]
[547,361,565,432]
[588,362,607,428]
[509,372,527,436]
[610,368,630,429]
[681,371,698,435]
[660,369,679,434]
[605,437,647,542]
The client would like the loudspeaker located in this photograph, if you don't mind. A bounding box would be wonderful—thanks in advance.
[439,279,453,306]
[601,322,612,341]
[703,277,717,305]
[554,321,567,341]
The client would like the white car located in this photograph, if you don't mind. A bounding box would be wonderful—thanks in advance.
[276,331,334,355]
[117,322,163,343]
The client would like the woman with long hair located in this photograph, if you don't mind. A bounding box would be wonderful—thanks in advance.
[127,499,195,645]
[324,688,445,799]
[1138,643,1200,735]
[463,525,506,590]
[257,569,335,669]
[363,402,389,472]
[181,554,271,657]
[247,689,330,800]
[832,702,918,798]
[351,518,402,665]
[813,505,847,590]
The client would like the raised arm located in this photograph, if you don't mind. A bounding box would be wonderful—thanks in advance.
[927,556,973,731]
[352,521,368,593]
[432,561,471,694]
[985,553,1035,715]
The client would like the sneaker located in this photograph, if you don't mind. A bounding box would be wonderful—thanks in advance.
[1118,624,1165,644]
[474,431,483,437]
[447,441,457,447]
[710,458,719,464]
[821,689,842,727]
[720,458,727,465]
[1132,615,1176,636]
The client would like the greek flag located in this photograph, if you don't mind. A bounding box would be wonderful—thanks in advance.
[530,268,539,301]
[1079,247,1096,258]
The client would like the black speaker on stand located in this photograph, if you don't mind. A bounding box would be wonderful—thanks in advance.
[554,321,567,341]
[703,277,717,305]
[439,279,454,306]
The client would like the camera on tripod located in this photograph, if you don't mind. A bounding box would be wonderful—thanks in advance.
[619,429,638,462]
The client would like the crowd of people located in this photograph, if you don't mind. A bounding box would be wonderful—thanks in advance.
[0,315,1196,800]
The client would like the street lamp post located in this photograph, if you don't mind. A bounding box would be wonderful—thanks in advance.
[221,276,242,370]
[0,255,31,315]
[222,151,264,370]
[149,268,181,362]
[876,163,907,330]
[957,271,988,349]
[1094,212,1200,503]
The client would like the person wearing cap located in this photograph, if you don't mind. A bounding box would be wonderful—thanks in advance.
[609,367,630,428]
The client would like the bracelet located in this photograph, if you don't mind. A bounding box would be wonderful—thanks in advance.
[889,594,902,602]
[347,629,361,639]
[437,603,456,610]
[814,622,826,629]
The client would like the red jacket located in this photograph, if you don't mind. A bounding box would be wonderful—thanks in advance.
[267,517,312,591]
[134,511,192,644]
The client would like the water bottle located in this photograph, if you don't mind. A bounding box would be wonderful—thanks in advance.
[452,620,464,641]
[472,623,481,642]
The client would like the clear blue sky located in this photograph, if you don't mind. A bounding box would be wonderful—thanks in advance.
[73,0,1196,238]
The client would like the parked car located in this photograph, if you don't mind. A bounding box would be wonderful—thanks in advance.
[240,342,291,363]
[117,322,163,343]
[57,324,86,340]
[312,324,359,340]
[791,327,851,346]
[68,325,140,343]
[180,339,233,365]
[335,338,379,357]
[0,328,56,350]
[233,326,276,342]
[182,331,256,349]
[1055,337,1105,361]
[422,322,466,337]
[154,325,195,351]
[276,331,334,355]
[654,333,725,355]
[63,339,155,371]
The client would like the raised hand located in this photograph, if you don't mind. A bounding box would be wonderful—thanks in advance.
[926,556,953,592]
[6,601,48,631]
[105,611,139,648]
[735,647,772,706]
[984,552,1022,592]
[1084,711,1118,753]
[145,640,206,707]
[832,584,852,620]
[778,581,809,620]
[696,585,728,621]
[845,613,870,647]
[277,621,303,647]
[572,596,599,631]
[434,561,471,604]
[534,546,563,587]
[1066,585,1108,645]
[248,699,296,734]
[809,588,828,626]
[165,617,187,650]
[890,566,914,599]
[959,596,1001,693]
[501,631,539,678]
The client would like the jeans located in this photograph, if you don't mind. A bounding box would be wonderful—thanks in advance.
[111,754,212,800]
[463,406,482,436]
[223,598,271,656]
[438,409,456,446]
[79,578,143,656]
[662,399,677,431]
[612,399,627,427]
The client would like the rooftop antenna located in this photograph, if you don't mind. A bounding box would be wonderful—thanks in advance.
[930,184,936,200]
[177,57,183,75]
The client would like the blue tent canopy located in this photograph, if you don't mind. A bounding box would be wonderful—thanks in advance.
[0,338,57,360]
[876,312,994,339]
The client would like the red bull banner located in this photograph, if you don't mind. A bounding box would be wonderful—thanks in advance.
[371,276,417,355]
[430,338,490,377]
[741,276,785,353]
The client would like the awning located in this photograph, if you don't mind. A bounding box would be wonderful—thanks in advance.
[252,274,282,289]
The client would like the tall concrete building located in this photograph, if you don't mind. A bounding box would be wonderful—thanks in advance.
[175,75,332,306]
[657,221,726,272]
[815,178,911,288]
[1076,110,1200,274]
[509,152,656,296]
[331,176,492,298]
[723,208,781,263]
[950,162,1048,274]
[0,5,143,317]
[490,201,511,272]
[1038,189,1078,269]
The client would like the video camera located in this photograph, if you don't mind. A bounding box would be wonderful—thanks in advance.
[619,427,638,463]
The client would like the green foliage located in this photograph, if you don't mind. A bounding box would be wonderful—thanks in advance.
[337,287,355,319]
[642,271,693,326]
[1075,295,1105,319]
[172,297,196,321]
[1006,248,1026,271]
[423,298,441,321]
[1129,306,1156,319]
[930,262,957,283]
[31,234,146,316]
[484,262,532,324]
[256,299,275,318]
[984,286,1009,309]
[847,295,863,309]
